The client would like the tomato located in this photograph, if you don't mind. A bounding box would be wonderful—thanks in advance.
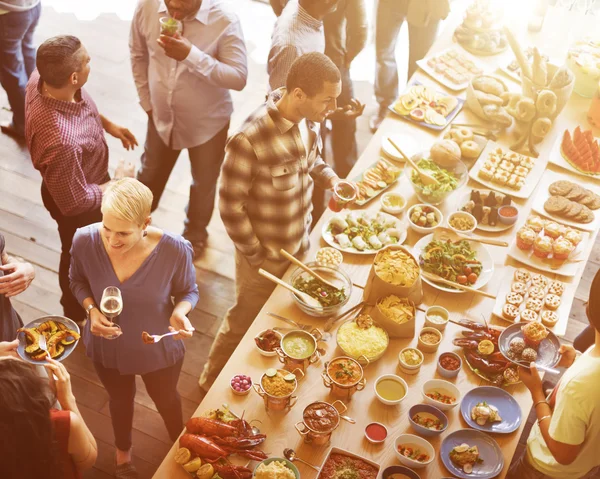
[468,273,478,284]
[463,266,472,275]
[457,275,468,284]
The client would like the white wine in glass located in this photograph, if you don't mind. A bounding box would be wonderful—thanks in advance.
[101,286,123,340]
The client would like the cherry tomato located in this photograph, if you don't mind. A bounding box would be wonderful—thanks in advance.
[468,273,478,284]
[463,266,472,275]
[457,275,468,284]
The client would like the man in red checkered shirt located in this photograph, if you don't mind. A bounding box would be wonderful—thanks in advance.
[25,35,138,323]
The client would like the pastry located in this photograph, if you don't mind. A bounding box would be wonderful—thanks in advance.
[506,292,524,306]
[533,236,553,258]
[544,294,561,311]
[528,286,545,300]
[526,215,546,233]
[530,274,549,289]
[565,229,583,246]
[553,237,574,260]
[543,222,563,239]
[511,282,528,294]
[516,227,536,250]
[549,181,575,197]
[520,309,538,322]
[526,298,544,313]
[514,269,531,283]
[502,303,519,321]
[541,310,559,327]
[548,281,565,296]
[521,321,549,348]
[460,140,482,159]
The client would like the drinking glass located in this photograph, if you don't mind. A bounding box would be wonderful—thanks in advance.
[328,180,358,212]
[101,286,123,340]
[159,16,182,37]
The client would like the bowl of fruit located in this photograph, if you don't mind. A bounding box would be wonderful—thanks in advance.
[230,374,253,395]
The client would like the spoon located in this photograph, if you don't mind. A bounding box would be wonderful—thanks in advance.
[388,138,439,187]
[280,249,340,291]
[258,269,323,310]
[283,448,320,471]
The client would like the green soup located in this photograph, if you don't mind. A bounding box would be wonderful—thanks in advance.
[376,378,406,401]
[282,332,315,359]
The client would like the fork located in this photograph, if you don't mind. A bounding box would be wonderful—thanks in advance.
[145,329,195,343]
[266,312,312,330]
[38,334,49,358]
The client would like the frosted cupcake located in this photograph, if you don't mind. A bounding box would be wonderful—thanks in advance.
[533,236,553,258]
[565,228,583,247]
[516,227,536,250]
[526,215,546,233]
[544,222,563,239]
[521,321,549,348]
[553,237,574,260]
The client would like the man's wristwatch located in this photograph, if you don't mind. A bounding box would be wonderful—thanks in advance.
[85,303,98,318]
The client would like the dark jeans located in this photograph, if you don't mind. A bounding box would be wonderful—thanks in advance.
[41,182,103,322]
[137,118,229,243]
[0,3,41,133]
[94,358,184,451]
[574,325,595,353]
[329,65,358,179]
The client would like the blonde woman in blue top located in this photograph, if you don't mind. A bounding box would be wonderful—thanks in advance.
[69,178,198,478]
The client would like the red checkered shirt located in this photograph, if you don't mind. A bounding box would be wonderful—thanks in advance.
[25,70,109,216]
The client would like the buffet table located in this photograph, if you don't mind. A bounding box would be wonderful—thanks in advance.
[154,5,600,479]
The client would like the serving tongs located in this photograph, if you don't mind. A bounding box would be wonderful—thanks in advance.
[258,269,322,310]
[388,138,439,187]
[434,226,508,247]
[421,271,496,299]
[280,249,340,290]
[323,301,367,332]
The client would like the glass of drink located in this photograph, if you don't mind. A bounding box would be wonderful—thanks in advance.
[159,16,182,37]
[328,180,358,212]
[101,286,123,340]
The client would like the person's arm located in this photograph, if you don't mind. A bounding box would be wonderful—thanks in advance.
[219,134,265,266]
[168,239,199,340]
[308,129,339,189]
[0,246,35,298]
[267,44,299,91]
[99,114,138,151]
[129,2,152,114]
[157,21,248,91]
[344,0,368,67]
[0,339,19,358]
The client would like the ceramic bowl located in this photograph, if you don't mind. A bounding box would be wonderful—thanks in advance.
[382,466,421,479]
[437,352,462,379]
[394,434,435,469]
[498,205,519,225]
[254,329,283,357]
[424,306,449,331]
[398,347,424,375]
[447,211,477,235]
[417,327,443,353]
[380,192,407,215]
[407,204,443,235]
[408,403,449,437]
[374,374,408,406]
[253,458,300,479]
[422,379,461,411]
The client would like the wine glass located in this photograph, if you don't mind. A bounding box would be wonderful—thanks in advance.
[101,286,123,340]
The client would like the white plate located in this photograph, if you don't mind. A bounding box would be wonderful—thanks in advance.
[322,211,406,255]
[381,134,418,162]
[413,233,494,293]
[469,140,548,199]
[548,132,600,182]
[416,46,487,91]
[530,170,600,233]
[506,222,589,278]
[454,189,517,232]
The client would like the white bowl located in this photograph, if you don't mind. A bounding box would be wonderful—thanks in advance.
[394,434,435,469]
[398,347,424,375]
[424,306,449,331]
[447,211,477,235]
[422,379,461,411]
[374,374,408,406]
[254,329,283,357]
[407,204,443,235]
[380,192,407,215]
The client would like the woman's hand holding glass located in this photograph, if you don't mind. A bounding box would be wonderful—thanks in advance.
[168,311,194,340]
[89,308,122,339]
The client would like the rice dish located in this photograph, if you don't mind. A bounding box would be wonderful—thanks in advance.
[337,321,389,360]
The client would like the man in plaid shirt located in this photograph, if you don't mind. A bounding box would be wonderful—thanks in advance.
[199,52,342,389]
[25,35,137,322]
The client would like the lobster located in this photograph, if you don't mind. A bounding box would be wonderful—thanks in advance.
[186,416,257,438]
[452,338,479,350]
[465,351,509,375]
[213,461,253,479]
[179,434,267,462]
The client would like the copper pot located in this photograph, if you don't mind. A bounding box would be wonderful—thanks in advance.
[276,329,322,374]
[322,356,367,400]
[295,400,355,446]
[253,368,304,412]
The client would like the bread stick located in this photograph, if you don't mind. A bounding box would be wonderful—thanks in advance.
[504,27,532,80]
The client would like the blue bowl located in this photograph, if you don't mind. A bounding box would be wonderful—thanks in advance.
[382,466,420,479]
[437,351,462,379]
[408,403,449,437]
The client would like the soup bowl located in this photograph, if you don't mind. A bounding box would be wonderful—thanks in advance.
[322,356,367,400]
[276,329,322,374]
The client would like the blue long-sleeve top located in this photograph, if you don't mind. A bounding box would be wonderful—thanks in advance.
[69,224,199,375]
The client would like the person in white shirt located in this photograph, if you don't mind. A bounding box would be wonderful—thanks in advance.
[130,0,248,253]
[508,270,600,479]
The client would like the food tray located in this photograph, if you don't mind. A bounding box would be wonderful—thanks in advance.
[387,80,464,131]
[454,189,518,233]
[416,46,487,91]
[17,315,80,365]
[530,170,600,233]
[469,140,548,199]
[548,133,600,182]
[353,158,402,206]
[317,447,381,479]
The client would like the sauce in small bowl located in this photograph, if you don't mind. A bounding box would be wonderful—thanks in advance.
[365,422,388,444]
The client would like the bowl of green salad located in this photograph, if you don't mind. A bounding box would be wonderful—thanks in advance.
[404,152,467,205]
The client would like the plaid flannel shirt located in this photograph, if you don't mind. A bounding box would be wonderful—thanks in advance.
[219,88,336,266]
[25,70,109,216]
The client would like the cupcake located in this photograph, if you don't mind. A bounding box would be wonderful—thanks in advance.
[544,294,561,311]
[516,227,536,250]
[565,228,583,247]
[533,236,553,258]
[526,215,546,233]
[544,222,562,239]
[541,310,559,328]
[553,237,574,260]
[521,321,549,348]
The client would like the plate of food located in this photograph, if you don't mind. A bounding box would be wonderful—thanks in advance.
[508,214,589,277]
[531,171,600,232]
[441,429,504,479]
[457,189,518,232]
[470,141,546,199]
[453,0,507,56]
[492,267,570,330]
[460,386,522,434]
[549,127,600,181]
[389,81,464,130]
[413,234,494,293]
[417,47,486,91]
[17,315,81,364]
[322,211,406,255]
[352,158,402,205]
[499,322,560,370]
[317,447,380,479]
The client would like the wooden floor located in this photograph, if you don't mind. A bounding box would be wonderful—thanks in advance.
[0,3,598,478]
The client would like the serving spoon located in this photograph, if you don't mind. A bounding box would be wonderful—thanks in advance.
[283,448,320,471]
[280,249,341,291]
[388,138,439,187]
[258,269,323,310]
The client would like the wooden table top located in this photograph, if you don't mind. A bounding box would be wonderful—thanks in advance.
[154,5,600,479]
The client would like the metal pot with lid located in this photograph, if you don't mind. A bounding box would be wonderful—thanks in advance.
[295,400,355,446]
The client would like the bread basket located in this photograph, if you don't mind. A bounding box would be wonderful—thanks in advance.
[466,74,512,127]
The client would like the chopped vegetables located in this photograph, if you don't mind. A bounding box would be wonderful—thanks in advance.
[409,205,440,228]
[293,276,347,307]
[420,239,482,286]
[410,159,460,203]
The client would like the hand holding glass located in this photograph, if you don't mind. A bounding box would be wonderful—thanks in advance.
[101,286,123,340]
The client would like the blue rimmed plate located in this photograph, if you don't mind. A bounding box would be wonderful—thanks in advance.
[441,429,504,479]
[17,315,80,364]
[460,386,522,434]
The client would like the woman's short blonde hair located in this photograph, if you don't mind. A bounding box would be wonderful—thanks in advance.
[101,178,153,226]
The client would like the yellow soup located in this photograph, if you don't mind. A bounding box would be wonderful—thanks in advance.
[282,332,315,359]
[376,378,406,401]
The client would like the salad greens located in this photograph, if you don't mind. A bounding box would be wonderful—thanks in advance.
[410,159,459,203]
[293,276,347,307]
[420,239,482,286]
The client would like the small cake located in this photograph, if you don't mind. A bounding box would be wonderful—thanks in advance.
[530,274,549,289]
[516,227,536,250]
[544,222,563,239]
[521,347,538,362]
[528,286,546,300]
[509,337,526,355]
[533,236,553,259]
[544,294,561,311]
[548,281,565,296]
[502,304,519,321]
[511,282,528,294]
[520,309,539,322]
[565,229,583,247]
[541,310,559,327]
[526,215,546,233]
[514,269,531,283]
[478,167,494,181]
[506,292,524,306]
[553,237,574,260]
[526,298,544,312]
[521,321,549,348]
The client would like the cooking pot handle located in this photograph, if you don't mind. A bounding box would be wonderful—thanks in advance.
[292,368,305,379]
[309,349,321,364]
[252,383,265,397]
[357,355,370,366]
[295,421,309,435]
[289,395,298,409]
[322,371,333,388]
[310,328,323,342]
[275,347,286,363]
[355,378,367,391]
[331,400,347,414]
[339,414,356,424]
